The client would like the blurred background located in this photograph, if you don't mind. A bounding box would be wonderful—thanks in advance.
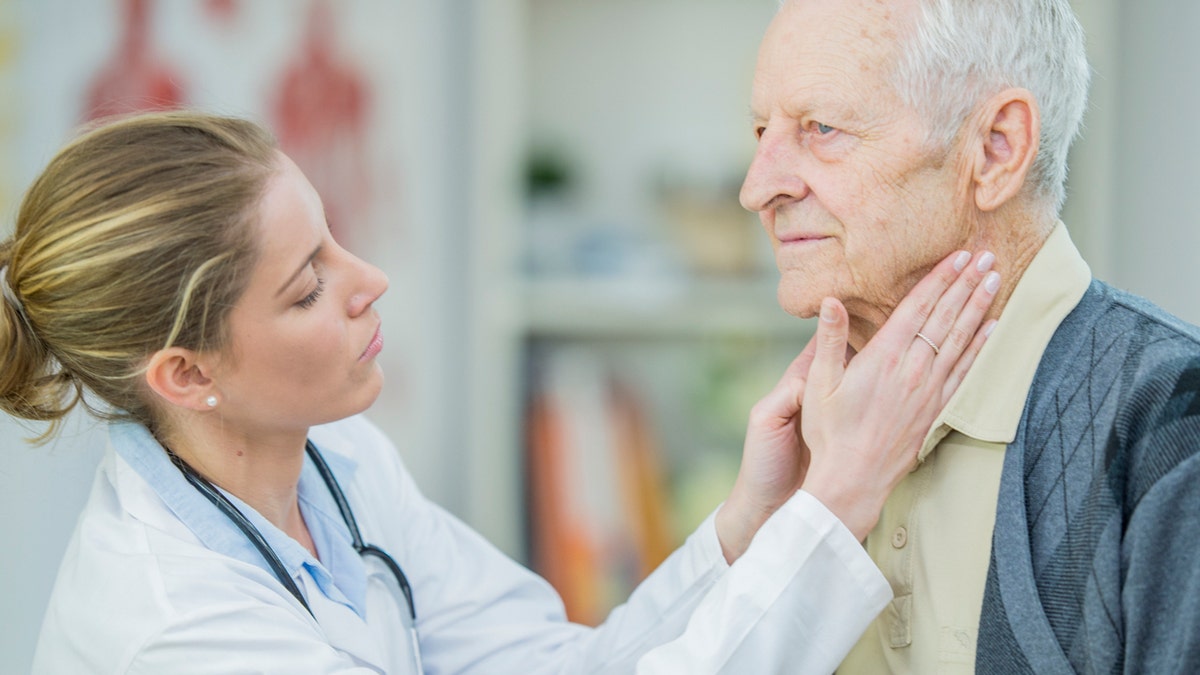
[0,0,1196,669]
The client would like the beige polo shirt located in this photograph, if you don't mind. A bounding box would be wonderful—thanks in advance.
[836,224,1092,674]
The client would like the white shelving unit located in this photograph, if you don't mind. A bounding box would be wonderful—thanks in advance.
[464,0,805,561]
[522,277,807,339]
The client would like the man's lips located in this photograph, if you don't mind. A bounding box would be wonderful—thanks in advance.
[776,233,832,244]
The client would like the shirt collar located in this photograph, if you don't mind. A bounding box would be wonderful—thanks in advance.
[110,421,369,617]
[917,222,1092,460]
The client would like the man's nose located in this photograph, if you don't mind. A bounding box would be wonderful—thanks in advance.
[740,126,809,212]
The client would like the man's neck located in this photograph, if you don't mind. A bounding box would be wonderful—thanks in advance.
[847,211,1057,351]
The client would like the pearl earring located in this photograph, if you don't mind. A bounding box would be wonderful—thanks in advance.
[205,395,218,408]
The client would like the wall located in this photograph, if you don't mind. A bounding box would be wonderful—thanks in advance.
[1109,0,1200,324]
[0,416,105,672]
[1064,0,1200,326]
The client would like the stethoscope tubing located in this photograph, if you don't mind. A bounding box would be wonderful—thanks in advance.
[173,454,314,614]
[167,441,418,622]
[305,441,417,620]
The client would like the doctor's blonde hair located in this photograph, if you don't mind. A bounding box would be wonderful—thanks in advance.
[0,111,278,440]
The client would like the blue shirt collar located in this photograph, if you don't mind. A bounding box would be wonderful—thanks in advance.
[110,421,369,618]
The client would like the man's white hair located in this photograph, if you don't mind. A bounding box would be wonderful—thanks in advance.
[894,0,1091,212]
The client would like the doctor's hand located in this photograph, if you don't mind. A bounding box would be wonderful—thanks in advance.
[800,250,999,541]
[714,250,999,562]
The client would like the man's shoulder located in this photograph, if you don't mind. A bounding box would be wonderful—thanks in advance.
[1098,280,1200,344]
[1039,279,1200,378]
[1034,280,1200,480]
[1026,280,1200,456]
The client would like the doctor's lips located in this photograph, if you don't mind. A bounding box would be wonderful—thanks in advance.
[360,325,384,361]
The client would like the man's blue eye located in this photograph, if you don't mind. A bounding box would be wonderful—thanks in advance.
[816,122,835,135]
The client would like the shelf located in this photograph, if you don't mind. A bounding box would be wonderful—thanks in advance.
[520,276,816,340]
[464,0,799,565]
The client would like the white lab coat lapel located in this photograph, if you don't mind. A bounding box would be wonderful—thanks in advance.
[301,572,393,673]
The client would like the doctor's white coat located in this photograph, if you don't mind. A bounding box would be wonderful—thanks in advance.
[32,415,889,674]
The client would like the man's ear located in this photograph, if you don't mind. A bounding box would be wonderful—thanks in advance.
[970,88,1040,212]
[144,347,217,412]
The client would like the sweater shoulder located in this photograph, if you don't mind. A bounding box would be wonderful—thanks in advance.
[1024,281,1200,489]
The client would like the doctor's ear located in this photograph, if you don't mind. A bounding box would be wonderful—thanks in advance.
[144,347,218,412]
[969,88,1040,212]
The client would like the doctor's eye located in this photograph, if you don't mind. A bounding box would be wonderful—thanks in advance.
[754,126,766,140]
[814,122,836,135]
[297,278,326,309]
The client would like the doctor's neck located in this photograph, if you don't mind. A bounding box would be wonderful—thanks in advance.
[158,420,317,551]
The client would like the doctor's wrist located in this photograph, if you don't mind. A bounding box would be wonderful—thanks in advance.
[714,491,777,565]
[799,478,884,543]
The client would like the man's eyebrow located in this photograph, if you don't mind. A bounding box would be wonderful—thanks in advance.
[275,246,322,297]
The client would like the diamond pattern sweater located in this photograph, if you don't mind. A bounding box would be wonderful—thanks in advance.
[976,280,1200,673]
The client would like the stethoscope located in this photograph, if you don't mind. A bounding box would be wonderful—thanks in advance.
[168,440,423,672]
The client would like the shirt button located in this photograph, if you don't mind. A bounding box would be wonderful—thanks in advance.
[891,526,908,549]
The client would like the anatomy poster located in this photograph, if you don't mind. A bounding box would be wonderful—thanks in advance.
[269,1,373,245]
[75,0,389,253]
[7,0,436,479]
[83,0,186,120]
[2,3,460,669]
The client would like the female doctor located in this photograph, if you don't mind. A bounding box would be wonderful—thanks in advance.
[0,112,999,674]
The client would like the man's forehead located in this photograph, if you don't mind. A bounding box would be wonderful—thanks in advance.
[752,0,914,103]
[768,0,915,59]
[777,0,918,23]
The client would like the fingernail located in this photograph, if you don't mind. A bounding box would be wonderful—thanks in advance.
[953,251,971,272]
[976,251,996,273]
[821,299,837,323]
[984,320,997,337]
[984,271,1001,294]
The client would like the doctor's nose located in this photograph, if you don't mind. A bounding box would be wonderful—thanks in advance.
[347,258,389,317]
[740,126,810,213]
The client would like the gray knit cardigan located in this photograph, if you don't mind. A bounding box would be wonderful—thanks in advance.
[975,280,1200,673]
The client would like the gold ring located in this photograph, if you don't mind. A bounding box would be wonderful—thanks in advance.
[915,331,941,355]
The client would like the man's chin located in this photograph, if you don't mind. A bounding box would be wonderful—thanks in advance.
[776,283,822,319]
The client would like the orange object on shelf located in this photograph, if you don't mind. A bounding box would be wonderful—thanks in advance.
[526,352,675,626]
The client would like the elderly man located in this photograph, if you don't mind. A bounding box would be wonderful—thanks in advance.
[742,0,1200,673]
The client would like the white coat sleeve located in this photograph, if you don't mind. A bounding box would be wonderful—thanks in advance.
[344,416,889,674]
[344,416,726,674]
[636,490,892,674]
